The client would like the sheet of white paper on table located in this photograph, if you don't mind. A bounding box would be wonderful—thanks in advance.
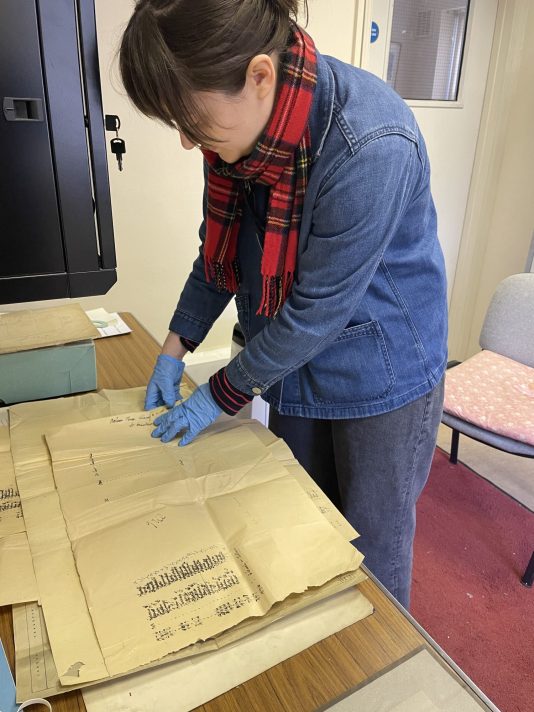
[320,649,485,712]
[85,309,131,338]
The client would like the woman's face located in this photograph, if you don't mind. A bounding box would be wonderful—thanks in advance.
[178,54,278,164]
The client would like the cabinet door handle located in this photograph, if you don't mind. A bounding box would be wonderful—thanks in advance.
[3,97,44,121]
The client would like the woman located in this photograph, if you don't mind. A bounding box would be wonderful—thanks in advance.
[119,0,447,608]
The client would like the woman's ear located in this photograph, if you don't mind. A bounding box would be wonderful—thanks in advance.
[246,53,278,99]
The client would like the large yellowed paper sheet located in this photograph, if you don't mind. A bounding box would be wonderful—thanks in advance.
[9,389,367,698]
[9,387,188,501]
[0,465,23,538]
[82,586,373,712]
[72,476,362,676]
[9,393,113,500]
[0,533,38,605]
[20,489,109,683]
[0,303,99,354]
[2,388,144,601]
[14,577,372,704]
[0,410,24,539]
[0,408,36,606]
[44,412,364,677]
[222,419,359,542]
[8,389,149,684]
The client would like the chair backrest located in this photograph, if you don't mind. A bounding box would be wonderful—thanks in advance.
[480,273,534,367]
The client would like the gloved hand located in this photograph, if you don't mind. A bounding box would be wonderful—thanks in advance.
[151,383,222,446]
[144,354,185,410]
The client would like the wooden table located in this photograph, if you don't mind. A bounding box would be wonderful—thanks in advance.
[0,314,497,712]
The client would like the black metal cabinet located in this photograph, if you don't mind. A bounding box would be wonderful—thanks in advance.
[0,0,117,303]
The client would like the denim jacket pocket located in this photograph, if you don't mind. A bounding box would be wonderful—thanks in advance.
[235,294,251,342]
[306,320,395,405]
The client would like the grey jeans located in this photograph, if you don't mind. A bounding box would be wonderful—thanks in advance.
[269,378,444,609]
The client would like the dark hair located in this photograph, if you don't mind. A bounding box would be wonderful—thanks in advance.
[119,0,306,145]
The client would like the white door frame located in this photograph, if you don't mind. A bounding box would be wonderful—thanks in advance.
[351,0,373,68]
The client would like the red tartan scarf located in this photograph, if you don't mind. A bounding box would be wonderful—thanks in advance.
[202,26,317,318]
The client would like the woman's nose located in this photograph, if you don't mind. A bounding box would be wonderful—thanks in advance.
[179,132,197,150]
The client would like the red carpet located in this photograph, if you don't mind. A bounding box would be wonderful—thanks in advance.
[412,448,534,712]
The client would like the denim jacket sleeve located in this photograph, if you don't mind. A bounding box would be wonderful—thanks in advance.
[168,162,233,343]
[225,132,421,396]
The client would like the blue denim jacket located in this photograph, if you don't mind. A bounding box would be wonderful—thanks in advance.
[170,49,448,418]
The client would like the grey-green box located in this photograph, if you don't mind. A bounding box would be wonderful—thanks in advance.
[0,340,96,405]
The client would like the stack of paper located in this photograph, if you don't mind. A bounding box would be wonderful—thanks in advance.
[0,304,98,355]
[3,388,371,703]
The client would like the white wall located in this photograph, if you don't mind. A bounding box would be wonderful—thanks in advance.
[0,0,357,358]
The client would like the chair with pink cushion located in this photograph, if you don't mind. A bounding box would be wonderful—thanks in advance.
[442,272,534,586]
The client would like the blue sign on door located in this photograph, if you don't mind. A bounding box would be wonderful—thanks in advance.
[371,21,379,43]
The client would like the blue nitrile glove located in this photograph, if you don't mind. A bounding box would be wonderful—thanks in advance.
[151,383,222,446]
[144,354,185,410]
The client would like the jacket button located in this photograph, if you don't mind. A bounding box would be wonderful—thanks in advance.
[252,387,262,395]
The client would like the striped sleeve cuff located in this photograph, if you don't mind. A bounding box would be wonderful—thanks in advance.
[179,336,199,353]
[209,367,253,416]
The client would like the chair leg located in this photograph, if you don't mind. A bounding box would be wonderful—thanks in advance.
[449,429,459,464]
[521,550,534,588]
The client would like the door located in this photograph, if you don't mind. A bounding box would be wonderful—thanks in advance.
[0,0,65,278]
[362,0,498,298]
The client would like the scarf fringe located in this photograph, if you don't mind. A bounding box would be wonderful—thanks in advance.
[257,273,295,318]
[206,259,240,294]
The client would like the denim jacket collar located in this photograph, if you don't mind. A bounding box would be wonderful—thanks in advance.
[308,50,335,162]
